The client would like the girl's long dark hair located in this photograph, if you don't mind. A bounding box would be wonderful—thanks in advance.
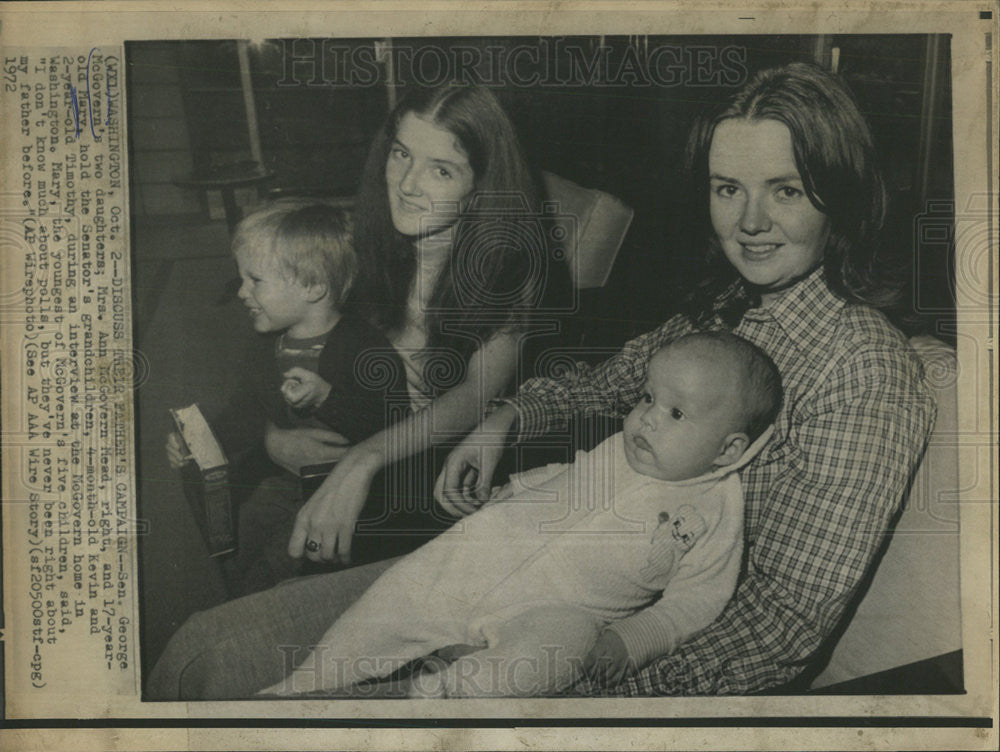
[348,85,548,377]
[682,62,895,326]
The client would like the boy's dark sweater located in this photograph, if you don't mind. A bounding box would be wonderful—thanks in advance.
[211,316,409,476]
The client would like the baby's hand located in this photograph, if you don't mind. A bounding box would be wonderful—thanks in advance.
[583,629,633,687]
[165,431,192,469]
[281,367,332,411]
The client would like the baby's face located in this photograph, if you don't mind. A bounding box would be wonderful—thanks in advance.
[623,344,746,482]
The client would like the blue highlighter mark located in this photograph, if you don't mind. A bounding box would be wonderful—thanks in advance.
[70,85,82,138]
[86,47,99,141]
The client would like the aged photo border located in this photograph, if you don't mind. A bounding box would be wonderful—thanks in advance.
[1,2,997,750]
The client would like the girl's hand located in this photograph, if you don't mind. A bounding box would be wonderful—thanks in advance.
[288,449,381,564]
[165,431,192,469]
[281,367,332,411]
[264,422,351,475]
[435,405,517,517]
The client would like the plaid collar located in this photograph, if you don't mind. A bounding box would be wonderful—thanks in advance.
[706,278,757,329]
[741,266,847,353]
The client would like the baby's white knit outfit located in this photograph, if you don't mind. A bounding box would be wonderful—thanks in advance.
[290,429,770,697]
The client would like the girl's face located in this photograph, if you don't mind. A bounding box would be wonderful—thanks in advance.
[708,118,830,305]
[385,112,476,237]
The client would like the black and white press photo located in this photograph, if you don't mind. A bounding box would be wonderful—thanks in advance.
[125,33,965,702]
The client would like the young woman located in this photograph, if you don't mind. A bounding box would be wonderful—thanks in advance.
[439,62,936,694]
[148,64,934,699]
[258,85,566,572]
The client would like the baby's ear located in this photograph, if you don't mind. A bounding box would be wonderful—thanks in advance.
[713,432,749,468]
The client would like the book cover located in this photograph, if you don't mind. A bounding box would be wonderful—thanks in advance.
[170,404,236,557]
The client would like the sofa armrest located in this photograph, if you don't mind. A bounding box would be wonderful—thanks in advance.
[810,336,961,688]
[540,171,633,289]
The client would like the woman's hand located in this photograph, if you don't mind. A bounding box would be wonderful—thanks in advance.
[435,404,517,517]
[281,367,332,412]
[264,421,351,475]
[288,448,382,564]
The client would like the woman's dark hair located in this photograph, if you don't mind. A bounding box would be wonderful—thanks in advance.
[683,62,895,324]
[348,85,547,378]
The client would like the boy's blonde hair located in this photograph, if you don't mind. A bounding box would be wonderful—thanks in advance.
[232,199,357,308]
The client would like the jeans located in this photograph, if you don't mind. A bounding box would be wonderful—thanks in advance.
[144,557,398,700]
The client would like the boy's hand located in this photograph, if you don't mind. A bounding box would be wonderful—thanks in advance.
[281,367,332,411]
[165,431,192,469]
[583,629,633,687]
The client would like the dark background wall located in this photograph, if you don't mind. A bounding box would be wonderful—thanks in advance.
[128,34,955,340]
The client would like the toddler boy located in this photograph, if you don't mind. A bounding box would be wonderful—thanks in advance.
[167,200,406,593]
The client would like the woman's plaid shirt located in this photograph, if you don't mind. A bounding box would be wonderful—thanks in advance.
[504,268,936,694]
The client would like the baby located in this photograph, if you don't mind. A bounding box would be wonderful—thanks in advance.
[263,331,782,697]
